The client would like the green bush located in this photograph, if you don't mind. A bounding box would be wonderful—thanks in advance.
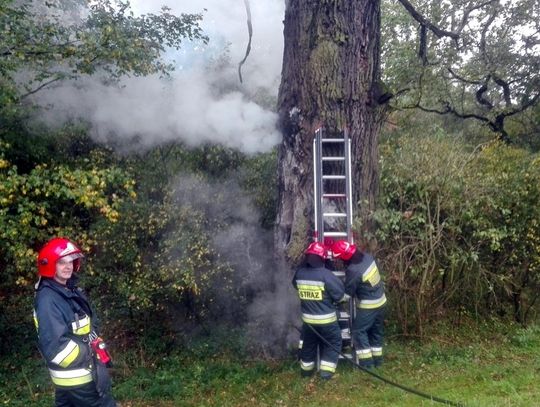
[374,130,540,334]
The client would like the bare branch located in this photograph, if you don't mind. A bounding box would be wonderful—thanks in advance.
[20,76,63,99]
[238,0,252,84]
[397,0,496,41]
[479,9,497,66]
[456,0,497,34]
[447,68,482,85]
[396,0,459,40]
[505,91,540,118]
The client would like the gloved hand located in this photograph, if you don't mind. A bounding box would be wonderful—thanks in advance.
[93,358,112,396]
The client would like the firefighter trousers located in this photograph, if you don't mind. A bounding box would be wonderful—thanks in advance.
[299,321,342,377]
[55,381,116,407]
[353,305,385,368]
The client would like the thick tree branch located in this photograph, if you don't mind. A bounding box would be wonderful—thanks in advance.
[418,24,428,65]
[475,75,494,109]
[397,0,496,41]
[397,0,459,40]
[492,74,512,107]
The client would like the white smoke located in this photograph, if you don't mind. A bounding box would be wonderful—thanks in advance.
[31,0,285,154]
[170,173,299,355]
[29,0,297,354]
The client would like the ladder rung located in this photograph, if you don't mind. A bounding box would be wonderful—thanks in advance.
[322,157,345,161]
[332,271,346,278]
[339,312,350,319]
[323,213,347,217]
[324,232,348,237]
[323,194,347,198]
[341,329,351,339]
[321,138,345,143]
[322,175,346,180]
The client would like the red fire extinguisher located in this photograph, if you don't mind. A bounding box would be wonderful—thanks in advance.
[90,336,113,367]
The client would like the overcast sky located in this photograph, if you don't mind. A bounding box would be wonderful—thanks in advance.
[33,0,285,154]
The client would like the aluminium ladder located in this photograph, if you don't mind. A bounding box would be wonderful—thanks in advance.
[312,127,355,360]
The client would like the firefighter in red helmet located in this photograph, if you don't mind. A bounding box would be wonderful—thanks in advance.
[292,241,346,379]
[33,237,117,407]
[332,240,386,368]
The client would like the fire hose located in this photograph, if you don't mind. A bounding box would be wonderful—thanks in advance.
[295,324,466,407]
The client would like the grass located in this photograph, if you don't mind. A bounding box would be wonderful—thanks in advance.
[2,321,540,406]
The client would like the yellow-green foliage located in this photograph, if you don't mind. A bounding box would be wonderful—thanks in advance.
[375,132,540,332]
[0,139,136,287]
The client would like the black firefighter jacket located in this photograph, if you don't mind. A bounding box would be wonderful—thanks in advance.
[292,265,346,325]
[33,278,97,388]
[345,253,387,309]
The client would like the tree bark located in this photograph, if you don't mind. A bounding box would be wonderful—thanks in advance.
[275,0,386,264]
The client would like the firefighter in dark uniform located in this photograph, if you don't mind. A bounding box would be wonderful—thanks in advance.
[332,240,386,368]
[292,241,347,379]
[33,237,116,407]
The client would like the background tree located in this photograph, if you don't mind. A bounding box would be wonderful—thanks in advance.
[386,0,540,143]
[0,0,207,114]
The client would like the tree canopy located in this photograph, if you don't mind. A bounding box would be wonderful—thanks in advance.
[0,0,207,108]
[384,0,540,142]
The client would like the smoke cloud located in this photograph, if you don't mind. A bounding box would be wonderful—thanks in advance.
[171,174,299,355]
[29,0,299,354]
[31,0,285,155]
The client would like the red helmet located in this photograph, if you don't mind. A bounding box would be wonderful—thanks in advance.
[323,237,335,249]
[331,240,357,261]
[305,241,327,259]
[37,237,84,278]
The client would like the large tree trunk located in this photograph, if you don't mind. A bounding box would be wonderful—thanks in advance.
[275,0,386,264]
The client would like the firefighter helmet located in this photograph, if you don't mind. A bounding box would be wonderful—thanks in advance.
[37,237,84,278]
[331,240,357,261]
[323,237,335,249]
[305,241,327,259]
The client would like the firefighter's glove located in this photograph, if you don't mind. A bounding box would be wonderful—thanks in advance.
[93,359,112,397]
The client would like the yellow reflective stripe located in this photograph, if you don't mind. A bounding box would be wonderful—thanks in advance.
[33,310,39,330]
[71,315,91,335]
[320,360,337,372]
[49,368,93,387]
[362,262,381,285]
[356,349,373,359]
[300,360,315,371]
[371,347,383,357]
[59,346,80,368]
[358,294,387,309]
[52,340,80,367]
[301,313,337,324]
